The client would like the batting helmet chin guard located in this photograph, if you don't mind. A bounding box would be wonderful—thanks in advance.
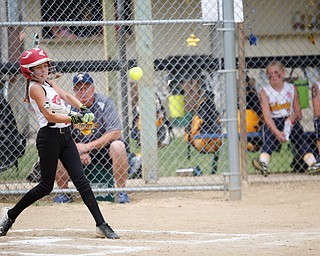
[20,48,51,80]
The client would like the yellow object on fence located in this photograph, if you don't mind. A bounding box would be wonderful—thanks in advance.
[169,95,185,118]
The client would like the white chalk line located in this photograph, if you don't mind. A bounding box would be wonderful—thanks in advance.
[1,228,320,256]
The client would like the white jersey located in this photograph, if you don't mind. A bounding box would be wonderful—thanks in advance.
[29,81,70,128]
[262,81,294,118]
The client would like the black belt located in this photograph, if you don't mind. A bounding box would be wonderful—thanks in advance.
[50,126,71,134]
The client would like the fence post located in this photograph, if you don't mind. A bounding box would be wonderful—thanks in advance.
[135,0,158,183]
[237,22,248,182]
[223,0,241,200]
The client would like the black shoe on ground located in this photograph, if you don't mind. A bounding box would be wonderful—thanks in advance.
[96,222,120,239]
[252,159,270,177]
[307,162,320,175]
[0,207,14,236]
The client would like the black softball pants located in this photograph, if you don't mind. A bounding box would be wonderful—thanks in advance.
[8,126,105,226]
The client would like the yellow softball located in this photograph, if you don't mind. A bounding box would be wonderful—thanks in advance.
[129,67,143,81]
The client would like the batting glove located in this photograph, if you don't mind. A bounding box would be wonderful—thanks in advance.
[80,105,95,122]
[70,113,83,124]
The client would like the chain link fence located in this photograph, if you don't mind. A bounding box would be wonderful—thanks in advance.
[1,0,320,202]
[240,0,320,183]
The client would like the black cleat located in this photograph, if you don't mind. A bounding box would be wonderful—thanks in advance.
[96,222,120,239]
[252,159,270,177]
[307,162,320,175]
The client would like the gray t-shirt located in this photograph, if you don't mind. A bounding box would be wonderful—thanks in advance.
[72,93,122,164]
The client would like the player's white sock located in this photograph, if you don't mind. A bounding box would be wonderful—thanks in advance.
[303,153,316,167]
[259,152,270,166]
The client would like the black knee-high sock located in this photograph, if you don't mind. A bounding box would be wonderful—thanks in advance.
[8,188,46,221]
[80,189,105,226]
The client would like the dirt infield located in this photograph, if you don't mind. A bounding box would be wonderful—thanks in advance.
[1,181,320,255]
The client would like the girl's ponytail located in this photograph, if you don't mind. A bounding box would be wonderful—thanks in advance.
[24,80,30,103]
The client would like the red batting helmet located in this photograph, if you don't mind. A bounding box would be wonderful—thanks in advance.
[20,48,51,80]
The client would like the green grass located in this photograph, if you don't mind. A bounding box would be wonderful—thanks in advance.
[130,136,229,177]
[0,144,38,180]
[158,137,222,176]
[0,136,295,181]
[246,142,294,174]
[130,136,295,176]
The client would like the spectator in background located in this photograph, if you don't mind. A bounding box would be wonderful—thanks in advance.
[245,76,262,151]
[237,75,261,115]
[311,79,320,156]
[50,25,77,40]
[54,73,129,204]
[252,61,320,176]
[246,77,261,116]
[236,75,262,152]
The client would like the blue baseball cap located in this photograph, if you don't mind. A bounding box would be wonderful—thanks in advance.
[73,73,94,86]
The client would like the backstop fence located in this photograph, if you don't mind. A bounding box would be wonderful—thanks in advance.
[1,0,320,202]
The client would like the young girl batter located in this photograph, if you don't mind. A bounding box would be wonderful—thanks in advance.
[0,48,119,239]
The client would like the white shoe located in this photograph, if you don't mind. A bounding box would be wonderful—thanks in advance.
[0,207,14,236]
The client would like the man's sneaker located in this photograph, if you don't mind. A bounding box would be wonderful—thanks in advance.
[96,222,120,239]
[252,159,270,177]
[307,162,320,175]
[117,192,129,204]
[0,207,14,236]
[53,194,73,204]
